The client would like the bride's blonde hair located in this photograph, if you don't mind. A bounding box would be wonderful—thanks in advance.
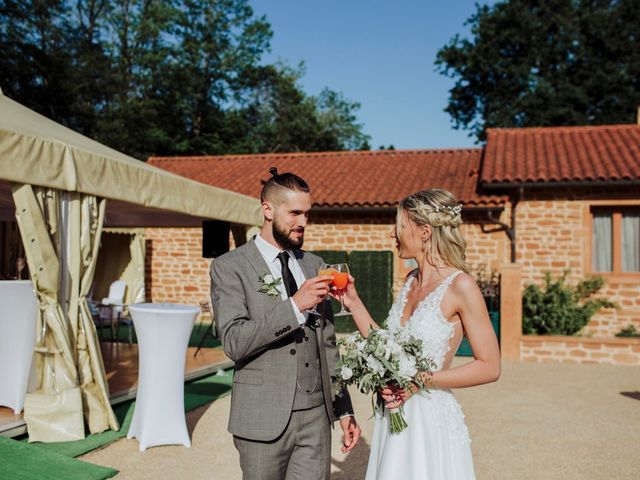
[397,189,470,273]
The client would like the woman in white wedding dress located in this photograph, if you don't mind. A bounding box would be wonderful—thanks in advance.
[341,189,501,480]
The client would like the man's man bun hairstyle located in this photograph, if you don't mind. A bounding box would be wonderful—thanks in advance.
[260,167,310,203]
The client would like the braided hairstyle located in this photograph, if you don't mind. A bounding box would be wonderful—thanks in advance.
[260,167,310,203]
[398,189,469,273]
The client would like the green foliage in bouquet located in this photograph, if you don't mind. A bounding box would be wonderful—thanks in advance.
[336,329,436,434]
[523,270,617,336]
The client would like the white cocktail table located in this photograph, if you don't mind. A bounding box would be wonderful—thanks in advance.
[0,280,38,414]
[126,303,199,451]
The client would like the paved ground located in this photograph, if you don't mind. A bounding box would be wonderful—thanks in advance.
[81,359,640,479]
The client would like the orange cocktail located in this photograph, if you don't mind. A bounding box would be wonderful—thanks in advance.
[319,269,349,292]
[321,263,351,316]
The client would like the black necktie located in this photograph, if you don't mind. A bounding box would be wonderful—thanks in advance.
[277,252,298,297]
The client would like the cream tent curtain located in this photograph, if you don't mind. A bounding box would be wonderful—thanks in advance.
[67,192,119,433]
[12,184,88,439]
[94,229,145,305]
[127,232,145,304]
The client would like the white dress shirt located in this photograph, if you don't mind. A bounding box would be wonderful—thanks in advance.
[254,233,307,325]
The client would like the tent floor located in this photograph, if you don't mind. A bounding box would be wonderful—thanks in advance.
[0,342,232,438]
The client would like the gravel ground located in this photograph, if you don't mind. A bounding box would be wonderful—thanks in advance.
[81,359,640,479]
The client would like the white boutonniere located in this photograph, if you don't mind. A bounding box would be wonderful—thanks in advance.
[258,274,282,298]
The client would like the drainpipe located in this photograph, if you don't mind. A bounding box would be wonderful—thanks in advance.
[481,187,521,263]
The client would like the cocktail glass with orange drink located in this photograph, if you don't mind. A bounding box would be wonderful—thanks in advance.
[321,263,351,317]
[305,263,333,315]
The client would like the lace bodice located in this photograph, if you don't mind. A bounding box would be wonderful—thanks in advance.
[386,270,463,370]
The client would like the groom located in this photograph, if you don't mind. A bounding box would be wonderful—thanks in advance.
[210,168,361,480]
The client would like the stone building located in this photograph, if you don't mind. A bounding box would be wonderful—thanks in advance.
[140,124,640,362]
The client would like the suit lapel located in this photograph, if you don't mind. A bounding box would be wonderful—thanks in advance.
[294,250,318,280]
[240,239,272,280]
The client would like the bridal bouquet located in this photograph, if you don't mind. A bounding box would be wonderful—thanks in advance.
[336,328,436,434]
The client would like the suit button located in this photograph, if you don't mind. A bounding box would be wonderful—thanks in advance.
[290,349,296,355]
[305,362,309,367]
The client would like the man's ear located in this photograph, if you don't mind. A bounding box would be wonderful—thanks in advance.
[262,201,274,221]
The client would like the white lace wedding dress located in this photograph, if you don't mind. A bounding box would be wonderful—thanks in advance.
[366,270,476,479]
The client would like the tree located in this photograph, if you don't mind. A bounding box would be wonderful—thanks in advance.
[436,0,640,142]
[0,0,369,158]
[233,63,370,153]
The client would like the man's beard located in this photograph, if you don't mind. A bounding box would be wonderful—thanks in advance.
[273,220,304,250]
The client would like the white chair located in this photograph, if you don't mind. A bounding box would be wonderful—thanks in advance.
[100,280,127,341]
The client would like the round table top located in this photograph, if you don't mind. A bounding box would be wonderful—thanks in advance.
[128,303,200,315]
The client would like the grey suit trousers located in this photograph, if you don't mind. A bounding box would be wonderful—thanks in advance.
[233,404,331,480]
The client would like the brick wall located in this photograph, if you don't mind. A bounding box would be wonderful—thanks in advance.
[461,205,511,269]
[144,227,211,305]
[521,335,640,365]
[143,209,517,309]
[143,190,639,340]
[513,188,640,337]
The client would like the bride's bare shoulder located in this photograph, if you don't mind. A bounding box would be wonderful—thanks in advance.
[450,271,481,296]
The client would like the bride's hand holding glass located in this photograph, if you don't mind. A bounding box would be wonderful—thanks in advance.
[330,274,359,308]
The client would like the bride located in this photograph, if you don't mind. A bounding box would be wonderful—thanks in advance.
[340,189,501,480]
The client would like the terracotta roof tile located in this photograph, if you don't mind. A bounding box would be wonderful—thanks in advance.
[482,125,640,184]
[148,150,506,208]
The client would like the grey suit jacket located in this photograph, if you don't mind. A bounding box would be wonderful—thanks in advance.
[210,239,353,441]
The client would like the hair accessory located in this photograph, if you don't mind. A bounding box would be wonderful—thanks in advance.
[434,204,462,216]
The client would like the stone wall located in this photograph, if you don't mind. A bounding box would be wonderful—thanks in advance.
[144,227,211,306]
[513,188,640,337]
[521,335,640,365]
[143,190,639,341]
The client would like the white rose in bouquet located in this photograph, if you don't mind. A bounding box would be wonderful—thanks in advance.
[340,366,353,380]
[398,354,417,378]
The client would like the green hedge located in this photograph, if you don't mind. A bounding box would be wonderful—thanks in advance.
[311,250,393,333]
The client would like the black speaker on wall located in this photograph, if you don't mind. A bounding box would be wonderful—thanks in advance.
[202,220,230,258]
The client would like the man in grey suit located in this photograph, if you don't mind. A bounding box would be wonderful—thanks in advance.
[211,169,361,480]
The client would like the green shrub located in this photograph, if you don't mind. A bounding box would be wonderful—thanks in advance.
[522,271,616,336]
[615,324,640,338]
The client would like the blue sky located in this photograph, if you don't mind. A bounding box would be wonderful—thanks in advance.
[250,0,499,150]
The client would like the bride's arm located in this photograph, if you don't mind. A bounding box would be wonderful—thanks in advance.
[420,274,501,389]
[339,277,379,337]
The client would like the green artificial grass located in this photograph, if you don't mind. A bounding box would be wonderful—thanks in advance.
[21,370,233,459]
[97,322,221,349]
[0,436,117,480]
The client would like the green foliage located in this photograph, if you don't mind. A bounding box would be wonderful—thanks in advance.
[0,0,369,158]
[436,0,640,142]
[522,271,617,336]
[348,251,393,328]
[615,324,640,338]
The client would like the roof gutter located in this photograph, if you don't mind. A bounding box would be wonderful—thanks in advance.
[312,205,505,213]
[482,179,640,189]
[312,206,397,213]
